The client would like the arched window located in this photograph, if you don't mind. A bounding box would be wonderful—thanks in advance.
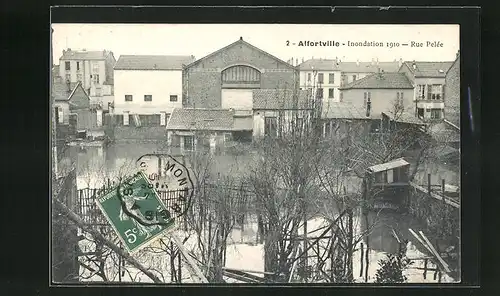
[221,65,261,84]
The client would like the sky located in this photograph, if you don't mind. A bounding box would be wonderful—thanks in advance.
[51,24,459,65]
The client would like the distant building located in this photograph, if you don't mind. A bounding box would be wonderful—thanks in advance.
[52,78,102,140]
[252,89,312,139]
[338,72,414,119]
[444,51,460,129]
[113,55,196,120]
[398,60,454,121]
[59,48,116,106]
[166,108,252,152]
[298,59,343,103]
[182,37,298,111]
[321,102,373,138]
[298,58,401,105]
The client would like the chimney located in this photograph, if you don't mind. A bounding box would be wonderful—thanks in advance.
[412,60,416,70]
[399,58,403,67]
[302,57,304,63]
[356,59,360,66]
[240,36,243,40]
[376,57,379,65]
[371,58,375,66]
[456,50,460,59]
[66,80,72,93]
[295,58,298,66]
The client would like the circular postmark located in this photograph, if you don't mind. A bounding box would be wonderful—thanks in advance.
[136,153,195,219]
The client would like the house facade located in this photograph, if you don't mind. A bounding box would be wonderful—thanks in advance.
[338,72,415,119]
[298,59,342,103]
[398,61,454,121]
[58,48,116,106]
[252,89,312,139]
[113,55,196,121]
[182,37,298,110]
[52,78,102,140]
[298,59,401,104]
[444,51,460,128]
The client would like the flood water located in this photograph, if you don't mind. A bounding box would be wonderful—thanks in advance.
[60,141,458,282]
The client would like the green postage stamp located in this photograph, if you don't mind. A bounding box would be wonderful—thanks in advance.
[95,171,176,254]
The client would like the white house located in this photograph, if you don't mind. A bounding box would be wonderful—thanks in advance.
[298,59,342,103]
[113,55,196,124]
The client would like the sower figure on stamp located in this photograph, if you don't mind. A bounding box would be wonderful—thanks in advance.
[118,186,161,239]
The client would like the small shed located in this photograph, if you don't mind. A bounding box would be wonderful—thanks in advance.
[364,158,411,211]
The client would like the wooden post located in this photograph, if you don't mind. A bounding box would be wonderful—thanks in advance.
[423,258,428,279]
[427,173,431,195]
[359,243,364,278]
[170,241,175,282]
[178,249,182,283]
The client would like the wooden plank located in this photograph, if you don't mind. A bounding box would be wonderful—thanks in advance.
[171,235,209,283]
[223,270,263,283]
[222,267,275,276]
[409,182,460,208]
[418,231,451,273]
[408,228,434,256]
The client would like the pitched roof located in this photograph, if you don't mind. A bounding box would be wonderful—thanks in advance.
[299,59,400,73]
[185,37,295,70]
[322,102,370,119]
[382,111,425,125]
[166,109,235,131]
[368,158,410,173]
[339,72,413,90]
[114,55,196,70]
[60,49,110,61]
[52,79,80,101]
[252,89,312,110]
[402,61,454,77]
[428,121,461,143]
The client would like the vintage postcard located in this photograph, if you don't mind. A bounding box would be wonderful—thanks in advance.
[51,22,461,284]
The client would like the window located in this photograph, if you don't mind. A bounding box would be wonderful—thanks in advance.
[125,95,133,102]
[364,92,371,107]
[92,62,99,73]
[340,92,343,102]
[93,74,100,84]
[144,95,152,102]
[184,136,194,151]
[76,62,80,71]
[307,73,311,81]
[65,61,70,71]
[430,109,442,119]
[352,75,357,81]
[76,74,83,82]
[318,73,324,84]
[65,74,71,82]
[329,73,335,84]
[328,88,334,98]
[160,112,166,126]
[316,88,324,99]
[123,111,130,126]
[170,95,178,102]
[417,108,424,118]
[429,85,443,100]
[264,117,277,137]
[417,85,426,99]
[396,92,404,104]
[224,133,232,143]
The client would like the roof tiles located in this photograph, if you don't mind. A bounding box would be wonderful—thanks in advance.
[166,109,235,131]
[403,61,454,77]
[322,102,370,119]
[340,72,414,90]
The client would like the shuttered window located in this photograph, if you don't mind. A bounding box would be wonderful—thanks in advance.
[123,111,129,126]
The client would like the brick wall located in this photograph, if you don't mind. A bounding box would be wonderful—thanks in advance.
[184,40,298,108]
[444,57,460,128]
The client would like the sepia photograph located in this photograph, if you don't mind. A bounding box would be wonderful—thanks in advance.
[51,21,461,284]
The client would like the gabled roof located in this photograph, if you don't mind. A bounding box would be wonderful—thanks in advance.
[60,49,111,61]
[185,37,295,70]
[252,89,312,110]
[401,61,454,77]
[52,79,81,101]
[166,108,234,131]
[339,72,413,90]
[114,55,196,70]
[322,102,370,119]
[299,59,400,73]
